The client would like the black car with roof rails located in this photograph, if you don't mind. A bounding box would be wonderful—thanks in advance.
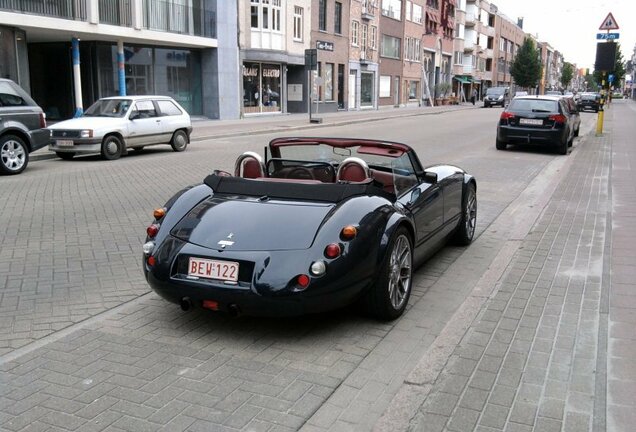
[0,78,49,175]
[496,95,576,155]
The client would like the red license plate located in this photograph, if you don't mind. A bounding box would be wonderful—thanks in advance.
[188,257,239,282]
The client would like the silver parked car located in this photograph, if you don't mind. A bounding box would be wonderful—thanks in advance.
[49,95,192,160]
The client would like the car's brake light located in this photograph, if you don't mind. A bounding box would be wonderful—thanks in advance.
[39,113,46,128]
[549,114,567,124]
[500,112,515,120]
[324,243,342,259]
[146,224,160,238]
[297,274,310,289]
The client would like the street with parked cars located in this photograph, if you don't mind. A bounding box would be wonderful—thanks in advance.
[1,94,635,432]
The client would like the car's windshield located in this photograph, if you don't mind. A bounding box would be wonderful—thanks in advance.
[487,88,505,95]
[84,99,132,117]
[508,99,558,112]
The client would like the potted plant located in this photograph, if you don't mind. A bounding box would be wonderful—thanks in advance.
[438,82,452,105]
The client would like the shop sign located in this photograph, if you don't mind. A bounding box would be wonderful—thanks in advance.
[316,41,334,51]
[243,65,259,77]
[262,67,280,78]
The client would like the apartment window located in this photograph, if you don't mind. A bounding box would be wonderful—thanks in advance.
[381,0,401,20]
[351,20,359,46]
[381,34,401,59]
[370,26,377,50]
[357,24,365,51]
[334,2,342,34]
[251,0,281,32]
[454,51,463,64]
[427,0,439,9]
[293,7,303,41]
[405,1,412,21]
[319,0,327,31]
[413,4,423,24]
[250,0,259,28]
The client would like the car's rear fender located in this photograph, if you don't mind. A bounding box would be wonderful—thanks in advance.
[1,125,34,151]
[150,184,210,245]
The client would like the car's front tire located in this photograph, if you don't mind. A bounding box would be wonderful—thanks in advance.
[101,135,123,160]
[171,130,188,152]
[454,183,477,246]
[365,227,413,321]
[0,134,29,175]
[56,152,75,160]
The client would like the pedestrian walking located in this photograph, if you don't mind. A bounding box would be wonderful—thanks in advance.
[471,89,477,105]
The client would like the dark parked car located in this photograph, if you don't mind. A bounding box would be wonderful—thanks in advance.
[496,95,577,155]
[0,78,49,175]
[484,87,510,107]
[577,92,602,112]
[143,137,477,320]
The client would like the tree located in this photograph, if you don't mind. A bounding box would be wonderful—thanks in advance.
[510,37,542,89]
[560,62,574,89]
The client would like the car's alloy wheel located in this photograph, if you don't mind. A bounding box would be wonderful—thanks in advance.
[454,183,477,245]
[101,135,123,160]
[0,134,29,175]
[171,130,188,152]
[366,227,413,320]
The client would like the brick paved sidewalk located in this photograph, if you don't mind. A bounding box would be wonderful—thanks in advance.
[389,104,630,431]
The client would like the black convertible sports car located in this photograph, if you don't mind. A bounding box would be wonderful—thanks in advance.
[143,137,477,320]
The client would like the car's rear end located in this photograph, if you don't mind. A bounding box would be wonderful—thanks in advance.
[577,93,601,112]
[497,97,570,154]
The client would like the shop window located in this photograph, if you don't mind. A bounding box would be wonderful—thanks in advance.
[324,63,334,101]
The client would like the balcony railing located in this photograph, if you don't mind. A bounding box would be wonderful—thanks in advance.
[0,0,87,21]
[99,0,132,27]
[142,0,216,38]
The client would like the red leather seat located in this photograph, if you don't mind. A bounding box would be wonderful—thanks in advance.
[242,158,264,179]
[336,157,370,183]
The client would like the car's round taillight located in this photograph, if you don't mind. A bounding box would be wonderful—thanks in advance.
[324,243,341,259]
[147,224,160,238]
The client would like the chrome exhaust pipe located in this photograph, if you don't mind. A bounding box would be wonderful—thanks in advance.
[180,297,192,311]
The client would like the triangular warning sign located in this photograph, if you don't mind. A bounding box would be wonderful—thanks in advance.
[599,12,619,30]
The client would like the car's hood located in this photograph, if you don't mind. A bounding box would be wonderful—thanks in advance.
[49,116,126,130]
[170,196,335,251]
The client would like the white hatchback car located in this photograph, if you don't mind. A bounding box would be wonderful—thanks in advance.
[49,95,192,160]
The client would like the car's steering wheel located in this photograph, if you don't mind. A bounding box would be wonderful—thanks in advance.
[286,167,315,180]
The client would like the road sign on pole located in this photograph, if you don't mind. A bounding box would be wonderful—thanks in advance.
[599,12,619,30]
[596,33,619,40]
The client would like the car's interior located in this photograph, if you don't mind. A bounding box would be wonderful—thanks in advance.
[230,151,418,196]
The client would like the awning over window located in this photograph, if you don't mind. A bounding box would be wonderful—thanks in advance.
[453,76,471,84]
[426,12,440,24]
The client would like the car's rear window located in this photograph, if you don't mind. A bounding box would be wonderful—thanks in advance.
[580,94,598,100]
[508,99,558,112]
[0,82,28,107]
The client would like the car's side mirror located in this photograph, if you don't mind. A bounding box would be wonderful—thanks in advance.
[409,188,421,205]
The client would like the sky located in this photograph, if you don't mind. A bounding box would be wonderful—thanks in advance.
[489,0,635,71]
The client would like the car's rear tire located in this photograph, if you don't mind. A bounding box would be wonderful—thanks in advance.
[0,134,29,175]
[454,183,477,246]
[56,152,75,160]
[496,139,507,150]
[365,227,413,321]
[558,138,568,155]
[171,130,188,152]
[101,135,123,160]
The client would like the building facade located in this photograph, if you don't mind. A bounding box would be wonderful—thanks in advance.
[239,0,312,115]
[0,0,239,120]
[492,8,525,91]
[348,0,380,110]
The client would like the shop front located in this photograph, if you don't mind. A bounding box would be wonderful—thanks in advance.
[242,62,282,114]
